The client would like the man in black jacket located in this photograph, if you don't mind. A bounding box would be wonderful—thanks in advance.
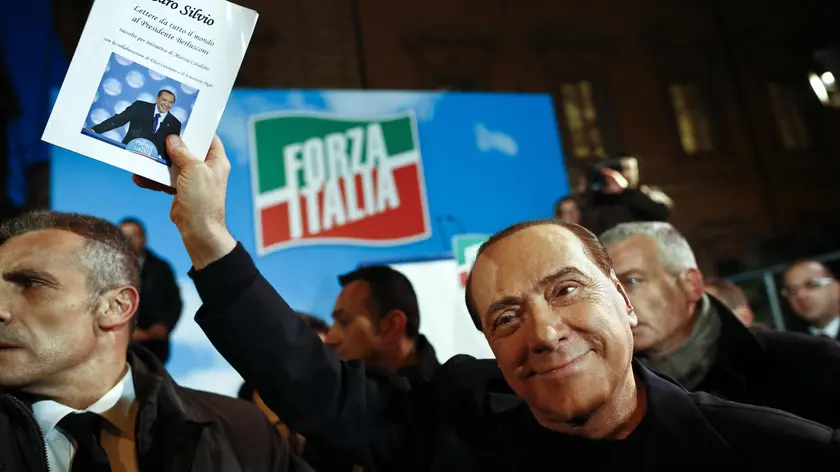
[89,89,182,165]
[326,266,439,384]
[307,266,439,470]
[0,210,310,472]
[120,217,183,365]
[136,135,840,471]
[600,221,840,427]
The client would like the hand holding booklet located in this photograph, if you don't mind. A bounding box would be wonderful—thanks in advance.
[43,0,258,186]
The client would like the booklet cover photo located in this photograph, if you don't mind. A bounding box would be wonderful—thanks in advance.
[43,0,258,186]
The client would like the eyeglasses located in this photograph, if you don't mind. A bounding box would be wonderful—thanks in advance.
[780,277,835,297]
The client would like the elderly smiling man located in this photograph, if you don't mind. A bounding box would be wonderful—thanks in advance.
[140,135,840,471]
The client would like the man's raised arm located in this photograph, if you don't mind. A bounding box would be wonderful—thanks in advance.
[133,135,413,468]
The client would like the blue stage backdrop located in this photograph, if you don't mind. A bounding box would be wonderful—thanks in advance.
[51,89,568,396]
[85,53,198,144]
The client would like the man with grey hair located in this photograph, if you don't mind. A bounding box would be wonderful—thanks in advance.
[602,221,840,428]
[0,211,311,472]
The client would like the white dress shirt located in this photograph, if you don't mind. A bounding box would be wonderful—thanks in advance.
[809,316,840,339]
[32,366,139,472]
[152,107,169,133]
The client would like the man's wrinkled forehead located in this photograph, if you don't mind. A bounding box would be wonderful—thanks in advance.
[473,225,597,288]
[0,229,86,268]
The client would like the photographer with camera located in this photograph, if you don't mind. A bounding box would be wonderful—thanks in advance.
[574,155,672,235]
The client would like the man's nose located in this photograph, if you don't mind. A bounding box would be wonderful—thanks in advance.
[324,329,341,347]
[525,301,566,355]
[791,291,813,304]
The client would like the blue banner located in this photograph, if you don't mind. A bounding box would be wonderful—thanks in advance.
[51,89,567,395]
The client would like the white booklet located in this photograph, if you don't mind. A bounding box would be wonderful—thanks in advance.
[43,0,258,186]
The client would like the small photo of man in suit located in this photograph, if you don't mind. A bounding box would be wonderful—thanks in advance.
[86,88,183,165]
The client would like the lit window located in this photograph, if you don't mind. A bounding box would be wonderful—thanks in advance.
[559,81,605,159]
[668,84,715,155]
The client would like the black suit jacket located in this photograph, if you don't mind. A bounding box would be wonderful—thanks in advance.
[189,244,840,471]
[302,335,440,471]
[92,100,182,165]
[0,346,312,472]
[131,249,183,365]
[696,296,840,428]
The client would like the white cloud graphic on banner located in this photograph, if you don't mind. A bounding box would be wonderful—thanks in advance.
[149,70,166,81]
[181,84,198,95]
[115,55,133,66]
[102,78,122,96]
[286,91,311,110]
[90,108,111,124]
[137,92,154,103]
[126,70,145,89]
[475,123,518,157]
[320,91,443,121]
[114,100,131,115]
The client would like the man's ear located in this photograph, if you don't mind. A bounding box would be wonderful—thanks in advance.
[96,286,140,331]
[679,268,705,303]
[376,310,408,342]
[612,272,638,328]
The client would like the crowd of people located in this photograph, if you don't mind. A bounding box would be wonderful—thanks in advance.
[1,135,839,471]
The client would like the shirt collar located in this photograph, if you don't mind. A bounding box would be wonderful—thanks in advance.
[809,316,840,338]
[32,365,137,437]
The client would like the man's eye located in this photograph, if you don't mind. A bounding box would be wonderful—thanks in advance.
[559,286,578,295]
[625,278,640,285]
[493,312,517,328]
[22,279,44,289]
[552,285,579,299]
